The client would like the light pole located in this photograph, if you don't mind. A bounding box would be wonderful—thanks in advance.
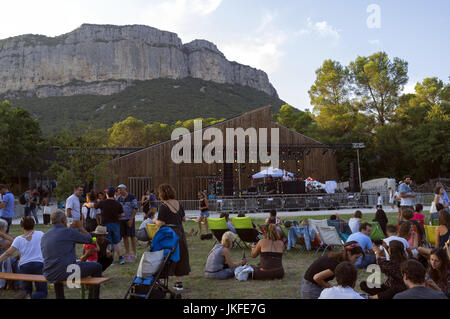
[352,143,365,192]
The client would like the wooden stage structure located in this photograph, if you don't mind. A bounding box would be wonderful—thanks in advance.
[103,106,338,200]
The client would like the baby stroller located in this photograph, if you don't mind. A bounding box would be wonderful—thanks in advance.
[124,225,181,299]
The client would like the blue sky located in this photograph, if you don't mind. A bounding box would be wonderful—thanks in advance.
[1,0,449,110]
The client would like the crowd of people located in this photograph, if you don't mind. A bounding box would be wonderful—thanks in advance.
[0,177,449,299]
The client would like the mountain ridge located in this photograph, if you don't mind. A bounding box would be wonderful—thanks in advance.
[0,23,278,98]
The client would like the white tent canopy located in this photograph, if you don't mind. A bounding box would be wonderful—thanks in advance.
[252,167,294,179]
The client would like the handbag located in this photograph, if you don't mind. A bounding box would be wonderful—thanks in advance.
[136,250,165,279]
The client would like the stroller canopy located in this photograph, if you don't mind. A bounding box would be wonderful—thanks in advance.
[150,226,180,263]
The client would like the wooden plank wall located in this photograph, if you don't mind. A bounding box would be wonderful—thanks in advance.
[104,106,338,199]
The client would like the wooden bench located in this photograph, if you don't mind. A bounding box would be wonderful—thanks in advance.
[0,272,110,299]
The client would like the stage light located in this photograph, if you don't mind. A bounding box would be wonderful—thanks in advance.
[297,160,300,163]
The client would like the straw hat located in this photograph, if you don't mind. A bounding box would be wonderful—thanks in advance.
[91,226,108,235]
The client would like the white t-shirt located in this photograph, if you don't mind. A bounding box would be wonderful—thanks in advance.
[319,286,364,299]
[377,196,383,205]
[11,231,44,266]
[66,194,81,220]
[383,235,410,252]
[82,204,99,220]
[348,218,361,234]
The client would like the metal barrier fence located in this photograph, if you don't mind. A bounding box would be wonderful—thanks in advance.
[140,193,376,214]
[136,192,434,214]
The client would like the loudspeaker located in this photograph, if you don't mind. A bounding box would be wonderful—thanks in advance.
[349,162,359,192]
[282,181,306,194]
[223,163,233,196]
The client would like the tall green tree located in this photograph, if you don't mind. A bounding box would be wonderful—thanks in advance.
[46,126,113,201]
[349,52,408,125]
[0,100,44,184]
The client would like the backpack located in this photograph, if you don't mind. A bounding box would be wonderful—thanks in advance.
[85,207,98,233]
[19,193,27,205]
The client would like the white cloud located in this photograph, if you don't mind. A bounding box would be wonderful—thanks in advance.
[403,82,416,94]
[296,18,341,45]
[368,39,382,46]
[139,0,222,40]
[221,12,287,74]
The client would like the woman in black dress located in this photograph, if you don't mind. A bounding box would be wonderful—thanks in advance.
[153,184,190,291]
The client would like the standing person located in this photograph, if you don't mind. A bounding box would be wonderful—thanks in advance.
[0,217,47,299]
[197,191,210,236]
[141,190,150,215]
[376,192,383,210]
[346,223,376,269]
[393,260,447,299]
[153,184,190,291]
[41,210,103,299]
[433,185,450,212]
[29,189,39,224]
[117,184,138,263]
[149,190,158,215]
[398,176,416,222]
[0,184,15,233]
[97,192,105,203]
[86,187,125,265]
[82,191,101,233]
[388,186,395,211]
[23,189,32,219]
[300,241,363,299]
[65,185,84,223]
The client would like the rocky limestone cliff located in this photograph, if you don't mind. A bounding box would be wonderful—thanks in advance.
[0,24,278,98]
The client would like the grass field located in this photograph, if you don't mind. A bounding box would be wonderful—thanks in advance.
[0,211,432,299]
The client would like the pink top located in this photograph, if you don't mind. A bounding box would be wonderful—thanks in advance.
[411,212,424,226]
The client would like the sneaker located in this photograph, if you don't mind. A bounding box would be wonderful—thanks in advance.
[119,257,125,265]
[173,282,183,291]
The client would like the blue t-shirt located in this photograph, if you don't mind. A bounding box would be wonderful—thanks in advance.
[346,232,373,252]
[0,192,15,218]
[117,193,138,220]
[149,194,157,208]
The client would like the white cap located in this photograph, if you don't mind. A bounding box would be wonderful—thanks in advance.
[117,184,127,189]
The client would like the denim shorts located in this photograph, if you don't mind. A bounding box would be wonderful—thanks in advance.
[105,223,121,245]
[200,210,210,218]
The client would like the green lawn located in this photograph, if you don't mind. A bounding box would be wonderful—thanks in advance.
[0,211,432,299]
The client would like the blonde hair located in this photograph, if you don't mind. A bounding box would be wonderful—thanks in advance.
[265,224,280,241]
[221,231,235,245]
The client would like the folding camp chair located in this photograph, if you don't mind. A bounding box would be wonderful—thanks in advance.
[207,217,231,249]
[307,219,328,253]
[424,225,438,247]
[369,222,385,241]
[316,226,344,256]
[231,217,261,249]
[327,220,351,242]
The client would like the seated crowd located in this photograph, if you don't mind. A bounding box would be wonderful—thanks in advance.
[0,190,448,300]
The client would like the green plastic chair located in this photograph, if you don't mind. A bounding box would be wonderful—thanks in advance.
[207,217,229,245]
[369,222,385,241]
[231,217,261,248]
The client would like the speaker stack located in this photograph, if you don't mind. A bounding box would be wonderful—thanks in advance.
[223,163,234,196]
